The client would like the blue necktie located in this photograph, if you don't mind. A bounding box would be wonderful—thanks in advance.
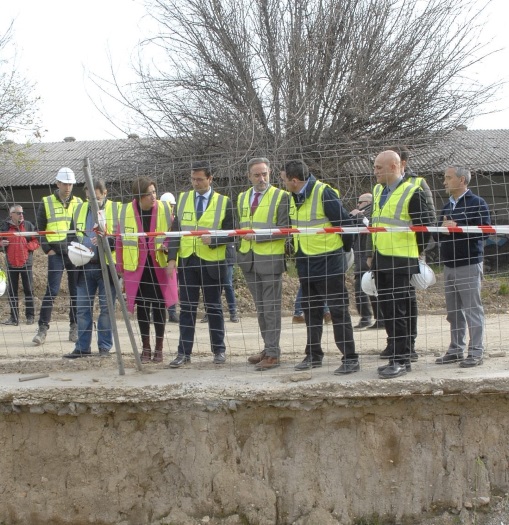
[196,195,205,219]
[379,187,389,207]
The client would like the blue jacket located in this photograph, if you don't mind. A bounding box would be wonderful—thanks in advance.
[436,190,491,268]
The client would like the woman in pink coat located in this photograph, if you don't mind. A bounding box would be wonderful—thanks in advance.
[116,177,177,363]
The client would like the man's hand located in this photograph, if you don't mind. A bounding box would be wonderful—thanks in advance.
[442,216,457,235]
[201,235,212,245]
[167,259,177,277]
[0,239,9,248]
[47,250,56,256]
[366,256,372,268]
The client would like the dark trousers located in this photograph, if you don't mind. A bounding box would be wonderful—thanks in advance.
[301,275,357,361]
[384,283,416,351]
[177,257,226,356]
[375,271,412,362]
[38,253,77,328]
[7,265,35,321]
[354,272,373,323]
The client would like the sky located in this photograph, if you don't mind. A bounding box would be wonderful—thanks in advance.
[2,0,509,144]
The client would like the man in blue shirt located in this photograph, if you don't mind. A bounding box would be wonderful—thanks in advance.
[435,166,491,368]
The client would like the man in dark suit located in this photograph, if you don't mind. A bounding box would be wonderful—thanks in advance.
[167,161,234,368]
[237,157,290,370]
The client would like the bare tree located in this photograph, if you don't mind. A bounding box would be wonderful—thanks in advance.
[95,0,499,163]
[0,22,41,142]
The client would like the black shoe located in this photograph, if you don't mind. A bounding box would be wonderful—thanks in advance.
[168,312,179,323]
[409,350,419,362]
[378,362,408,379]
[459,356,483,368]
[201,315,209,323]
[368,321,385,330]
[26,316,35,325]
[378,362,411,373]
[379,346,393,359]
[213,352,226,364]
[435,353,464,365]
[99,348,111,358]
[294,356,322,371]
[333,360,360,375]
[2,317,18,326]
[230,314,240,323]
[168,354,191,368]
[63,350,92,359]
[353,322,373,332]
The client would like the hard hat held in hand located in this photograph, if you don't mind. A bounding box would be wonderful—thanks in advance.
[160,192,176,205]
[56,167,77,184]
[361,271,377,297]
[0,270,6,297]
[410,261,436,290]
[344,249,354,271]
[68,242,94,266]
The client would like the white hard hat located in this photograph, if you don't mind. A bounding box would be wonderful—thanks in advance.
[361,271,378,297]
[160,192,176,205]
[344,249,354,271]
[56,167,77,184]
[0,270,6,297]
[410,261,436,290]
[68,242,94,266]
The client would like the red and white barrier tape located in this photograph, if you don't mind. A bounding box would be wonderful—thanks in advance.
[0,225,502,238]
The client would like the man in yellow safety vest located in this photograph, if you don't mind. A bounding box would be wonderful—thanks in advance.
[280,159,358,375]
[167,161,234,368]
[237,157,290,370]
[369,150,432,379]
[33,167,82,346]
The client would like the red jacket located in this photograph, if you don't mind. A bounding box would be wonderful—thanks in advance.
[0,219,39,268]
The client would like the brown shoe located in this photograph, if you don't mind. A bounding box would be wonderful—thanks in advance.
[141,348,152,363]
[248,351,265,364]
[255,356,280,371]
[292,314,305,324]
[323,312,332,324]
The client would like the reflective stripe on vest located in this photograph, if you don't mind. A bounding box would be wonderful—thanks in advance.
[119,201,171,271]
[371,182,419,258]
[43,195,82,242]
[176,191,228,261]
[289,181,343,255]
[237,186,286,255]
[74,200,120,264]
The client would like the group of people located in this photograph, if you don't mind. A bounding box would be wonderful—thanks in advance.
[0,150,491,378]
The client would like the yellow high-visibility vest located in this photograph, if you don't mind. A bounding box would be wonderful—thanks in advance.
[74,200,120,264]
[119,200,172,271]
[176,191,228,261]
[289,181,343,255]
[42,194,82,242]
[371,181,419,258]
[237,186,287,255]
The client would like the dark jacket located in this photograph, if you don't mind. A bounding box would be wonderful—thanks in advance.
[290,175,353,280]
[434,189,491,268]
[351,205,371,274]
[0,218,39,268]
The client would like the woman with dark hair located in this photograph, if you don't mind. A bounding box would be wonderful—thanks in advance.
[116,176,177,363]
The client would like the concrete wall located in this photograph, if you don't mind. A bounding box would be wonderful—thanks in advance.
[1,379,508,525]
